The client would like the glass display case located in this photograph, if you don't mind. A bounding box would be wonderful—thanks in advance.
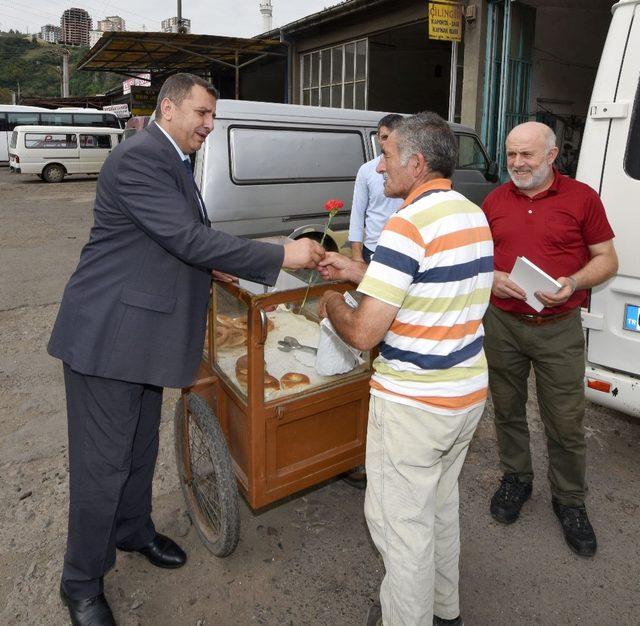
[212,273,370,403]
[182,268,373,514]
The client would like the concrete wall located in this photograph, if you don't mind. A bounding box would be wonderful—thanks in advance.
[460,3,488,131]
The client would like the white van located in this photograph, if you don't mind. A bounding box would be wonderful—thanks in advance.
[193,100,498,247]
[8,125,123,182]
[577,0,640,417]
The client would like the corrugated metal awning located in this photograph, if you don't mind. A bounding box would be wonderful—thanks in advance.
[77,31,287,80]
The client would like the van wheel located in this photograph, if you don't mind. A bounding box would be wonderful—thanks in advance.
[42,163,65,183]
[295,231,339,252]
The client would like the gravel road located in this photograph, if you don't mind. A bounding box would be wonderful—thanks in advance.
[0,167,638,625]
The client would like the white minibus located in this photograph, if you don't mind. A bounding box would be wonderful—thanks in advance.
[8,125,123,182]
[0,105,122,164]
[577,0,640,417]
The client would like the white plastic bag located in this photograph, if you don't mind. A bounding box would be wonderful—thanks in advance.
[315,292,364,376]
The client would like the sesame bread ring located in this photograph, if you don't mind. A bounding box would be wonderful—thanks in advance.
[230,316,248,330]
[216,314,234,327]
[264,373,281,391]
[280,372,311,390]
[225,328,246,348]
[235,354,248,385]
[216,325,230,346]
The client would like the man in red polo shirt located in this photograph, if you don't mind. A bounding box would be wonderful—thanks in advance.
[482,121,617,557]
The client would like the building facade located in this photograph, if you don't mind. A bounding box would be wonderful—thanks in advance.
[98,16,125,32]
[39,24,61,43]
[161,16,191,34]
[89,30,103,48]
[254,0,613,179]
[60,7,92,46]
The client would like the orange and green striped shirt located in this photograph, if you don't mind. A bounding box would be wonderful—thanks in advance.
[357,179,494,414]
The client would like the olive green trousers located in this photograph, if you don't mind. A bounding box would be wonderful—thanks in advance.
[483,304,586,506]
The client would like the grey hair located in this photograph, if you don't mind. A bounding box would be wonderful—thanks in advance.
[544,125,557,152]
[378,113,403,132]
[395,111,457,178]
[155,73,219,118]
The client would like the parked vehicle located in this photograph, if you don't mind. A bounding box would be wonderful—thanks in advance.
[122,115,150,141]
[192,100,499,248]
[0,105,122,164]
[577,0,640,417]
[8,125,123,183]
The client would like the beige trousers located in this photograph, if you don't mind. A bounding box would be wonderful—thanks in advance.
[364,395,484,625]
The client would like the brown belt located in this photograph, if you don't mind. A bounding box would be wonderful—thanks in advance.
[509,309,577,326]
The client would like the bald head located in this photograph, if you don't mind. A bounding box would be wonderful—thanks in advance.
[507,121,557,152]
[505,122,559,196]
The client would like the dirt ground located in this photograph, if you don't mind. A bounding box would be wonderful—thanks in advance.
[1,167,639,626]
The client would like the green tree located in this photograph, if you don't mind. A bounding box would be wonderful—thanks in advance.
[0,34,121,98]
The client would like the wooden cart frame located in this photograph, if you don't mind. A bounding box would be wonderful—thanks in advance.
[175,278,371,556]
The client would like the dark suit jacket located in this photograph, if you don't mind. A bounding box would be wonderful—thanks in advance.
[48,122,283,388]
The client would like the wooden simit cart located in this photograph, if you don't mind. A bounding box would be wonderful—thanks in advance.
[174,269,372,556]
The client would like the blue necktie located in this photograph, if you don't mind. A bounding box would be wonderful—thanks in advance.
[182,158,207,224]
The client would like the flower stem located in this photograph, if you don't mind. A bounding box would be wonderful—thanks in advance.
[300,212,335,311]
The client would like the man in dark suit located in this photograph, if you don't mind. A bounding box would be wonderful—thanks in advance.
[48,73,324,626]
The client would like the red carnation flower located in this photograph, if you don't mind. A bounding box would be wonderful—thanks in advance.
[324,199,344,212]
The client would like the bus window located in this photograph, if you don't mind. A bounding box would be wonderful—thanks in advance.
[8,113,39,130]
[73,113,105,127]
[40,112,73,126]
[102,114,121,128]
[0,113,7,132]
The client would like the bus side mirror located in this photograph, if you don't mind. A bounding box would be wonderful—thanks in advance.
[485,160,499,182]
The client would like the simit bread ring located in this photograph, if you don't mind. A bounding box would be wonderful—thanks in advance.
[235,354,248,385]
[234,354,280,391]
[216,325,230,346]
[264,373,280,391]
[280,372,311,389]
[216,314,234,327]
[230,316,248,330]
[225,328,246,348]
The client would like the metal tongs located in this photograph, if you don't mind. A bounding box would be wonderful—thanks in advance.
[277,336,318,354]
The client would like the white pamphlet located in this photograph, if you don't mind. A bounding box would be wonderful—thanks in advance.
[508,256,562,313]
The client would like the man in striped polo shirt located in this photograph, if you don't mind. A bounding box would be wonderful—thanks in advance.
[318,112,493,626]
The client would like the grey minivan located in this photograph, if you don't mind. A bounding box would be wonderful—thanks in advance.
[193,100,499,249]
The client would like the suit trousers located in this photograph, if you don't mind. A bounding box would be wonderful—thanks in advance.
[364,395,484,625]
[61,363,162,599]
[483,304,587,506]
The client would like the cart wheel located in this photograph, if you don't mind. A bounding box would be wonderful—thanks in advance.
[174,392,240,557]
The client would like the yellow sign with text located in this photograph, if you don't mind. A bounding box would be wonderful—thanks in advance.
[428,1,463,42]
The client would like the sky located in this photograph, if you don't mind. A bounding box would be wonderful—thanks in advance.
[0,0,343,37]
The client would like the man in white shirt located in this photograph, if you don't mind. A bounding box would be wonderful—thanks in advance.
[349,114,404,263]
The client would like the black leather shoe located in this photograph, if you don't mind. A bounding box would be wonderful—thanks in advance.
[490,474,532,524]
[118,533,187,569]
[60,585,116,626]
[552,499,597,557]
[434,615,463,625]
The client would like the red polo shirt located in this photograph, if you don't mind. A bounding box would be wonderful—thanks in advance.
[482,169,614,315]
